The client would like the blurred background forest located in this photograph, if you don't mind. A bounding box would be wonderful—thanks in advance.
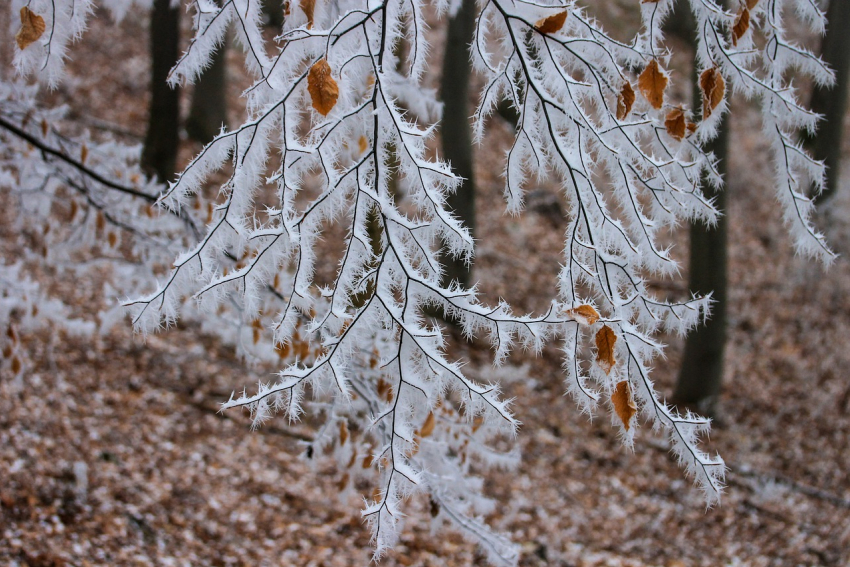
[2,0,850,565]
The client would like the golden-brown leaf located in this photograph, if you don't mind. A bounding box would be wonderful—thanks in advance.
[638,59,668,110]
[699,66,725,119]
[732,8,750,46]
[339,420,349,446]
[80,144,88,165]
[616,81,635,121]
[665,107,686,140]
[16,7,45,51]
[419,412,436,438]
[746,0,759,9]
[687,121,698,134]
[362,454,374,468]
[535,11,567,34]
[566,304,600,326]
[611,380,637,430]
[300,0,315,29]
[595,325,617,375]
[358,135,368,154]
[308,59,338,115]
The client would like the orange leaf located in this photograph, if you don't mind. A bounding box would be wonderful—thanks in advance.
[732,8,750,46]
[339,420,349,446]
[535,11,567,34]
[616,81,635,121]
[611,380,637,430]
[595,325,617,374]
[358,135,368,154]
[80,144,88,165]
[665,107,686,140]
[699,67,725,119]
[419,412,436,438]
[16,7,45,51]
[638,59,668,110]
[300,0,315,29]
[566,304,600,325]
[746,0,759,8]
[308,59,339,116]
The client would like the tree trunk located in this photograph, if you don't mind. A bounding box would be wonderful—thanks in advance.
[439,0,477,290]
[186,39,228,144]
[802,0,850,204]
[141,0,181,182]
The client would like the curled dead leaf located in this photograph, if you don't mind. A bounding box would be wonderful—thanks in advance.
[419,412,436,438]
[699,67,725,119]
[665,107,686,140]
[16,7,45,51]
[638,59,668,110]
[732,8,750,46]
[612,380,637,430]
[80,144,88,165]
[300,0,315,29]
[595,324,617,375]
[566,304,600,326]
[616,81,635,121]
[339,420,349,446]
[746,0,759,9]
[307,59,339,116]
[535,11,568,34]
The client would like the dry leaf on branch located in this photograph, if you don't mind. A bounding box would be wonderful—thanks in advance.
[308,59,339,116]
[16,7,45,51]
[616,81,635,120]
[612,381,637,430]
[638,59,668,109]
[665,107,686,140]
[418,412,435,438]
[699,66,725,119]
[301,0,316,29]
[595,325,617,374]
[732,8,750,46]
[535,11,568,34]
[358,135,369,154]
[746,0,759,8]
[566,304,600,326]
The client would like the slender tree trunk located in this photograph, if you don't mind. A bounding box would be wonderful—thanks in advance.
[802,0,850,204]
[439,0,477,290]
[142,0,181,182]
[186,39,228,144]
[671,10,729,417]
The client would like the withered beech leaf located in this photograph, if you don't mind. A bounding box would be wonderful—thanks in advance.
[300,0,316,29]
[567,304,600,326]
[687,121,698,134]
[665,107,686,140]
[732,8,750,46]
[419,412,436,438]
[638,59,668,110]
[307,59,339,116]
[616,81,635,120]
[595,324,617,374]
[535,11,568,34]
[612,381,637,431]
[746,0,759,10]
[16,7,45,51]
[358,135,368,154]
[699,66,725,119]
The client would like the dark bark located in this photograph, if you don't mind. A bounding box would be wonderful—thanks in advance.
[186,39,229,144]
[141,0,181,182]
[802,0,850,204]
[439,0,477,290]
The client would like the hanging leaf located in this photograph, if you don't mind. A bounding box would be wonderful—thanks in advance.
[746,0,759,10]
[566,304,600,325]
[732,8,750,46]
[358,135,369,154]
[339,420,349,446]
[665,107,686,140]
[638,59,668,109]
[699,66,725,119]
[419,412,436,438]
[616,81,635,120]
[80,144,89,165]
[611,381,637,430]
[16,7,45,51]
[595,325,617,374]
[308,59,339,116]
[300,0,316,29]
[535,11,568,34]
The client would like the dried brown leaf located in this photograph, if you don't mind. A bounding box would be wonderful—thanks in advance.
[746,0,759,9]
[339,421,349,446]
[638,59,668,109]
[699,66,725,119]
[358,135,368,154]
[80,144,88,165]
[535,11,567,34]
[300,0,315,29]
[616,81,635,120]
[308,59,339,116]
[612,381,637,430]
[732,8,750,46]
[595,325,617,374]
[419,412,435,438]
[16,7,45,51]
[566,304,600,326]
[665,107,686,140]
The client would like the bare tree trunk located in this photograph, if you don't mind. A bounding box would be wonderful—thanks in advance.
[439,0,477,290]
[141,0,181,182]
[802,0,850,204]
[186,39,228,144]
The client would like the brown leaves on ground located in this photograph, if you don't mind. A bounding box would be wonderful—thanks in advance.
[301,0,316,29]
[665,107,686,140]
[535,11,568,34]
[308,59,339,116]
[611,381,637,431]
[566,304,600,326]
[699,66,725,119]
[616,81,635,121]
[16,7,45,51]
[595,325,617,375]
[638,59,668,110]
[732,8,750,46]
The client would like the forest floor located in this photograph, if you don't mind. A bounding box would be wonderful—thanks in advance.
[2,5,850,567]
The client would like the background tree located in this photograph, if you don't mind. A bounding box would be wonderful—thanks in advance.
[186,38,229,144]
